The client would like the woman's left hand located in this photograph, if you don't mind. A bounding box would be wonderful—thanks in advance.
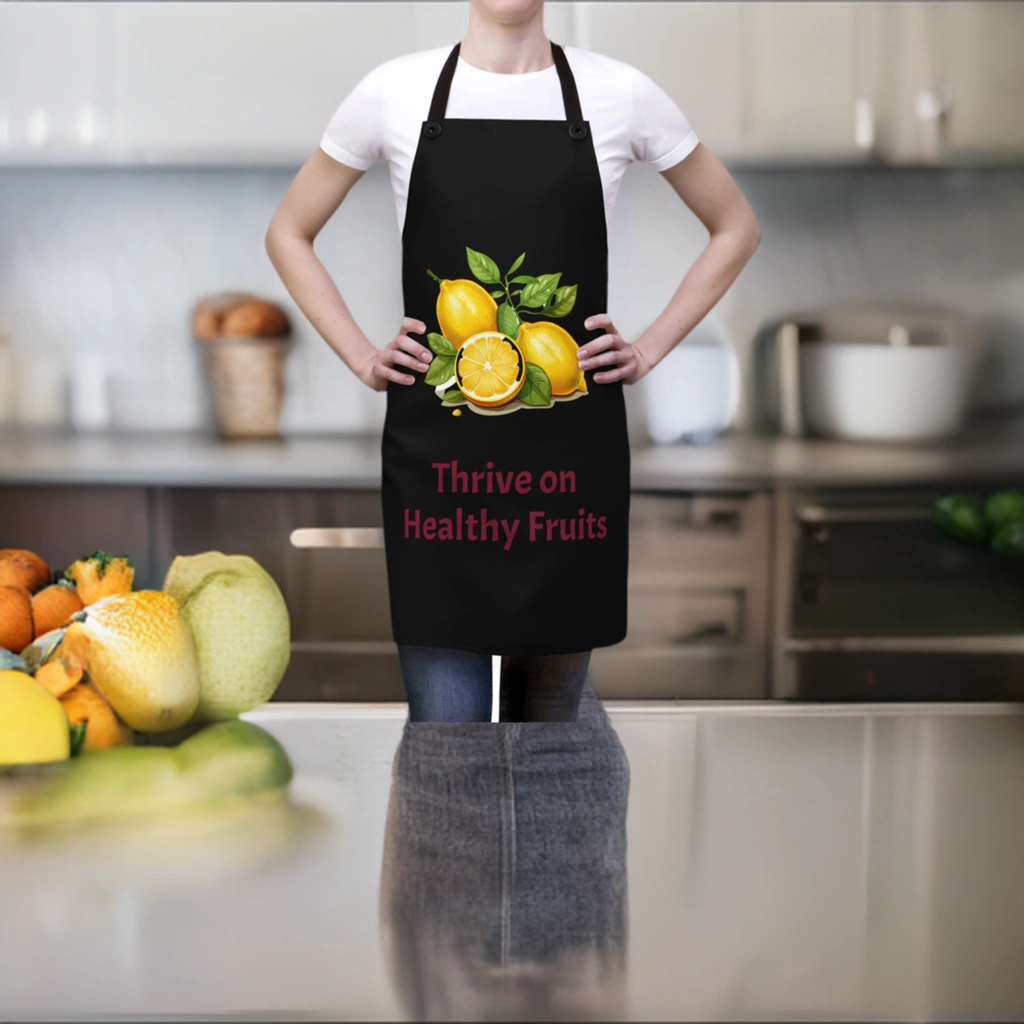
[578,314,652,385]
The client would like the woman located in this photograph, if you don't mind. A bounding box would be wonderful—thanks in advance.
[266,0,760,723]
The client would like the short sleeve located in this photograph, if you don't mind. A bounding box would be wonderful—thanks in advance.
[628,67,699,171]
[319,64,385,171]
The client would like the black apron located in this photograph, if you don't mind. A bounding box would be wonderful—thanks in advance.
[381,40,630,656]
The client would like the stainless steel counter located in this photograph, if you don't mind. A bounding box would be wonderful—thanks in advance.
[1,414,1023,489]
[2,698,1023,1021]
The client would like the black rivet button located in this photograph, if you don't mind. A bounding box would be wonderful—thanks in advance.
[568,121,588,140]
[423,121,443,140]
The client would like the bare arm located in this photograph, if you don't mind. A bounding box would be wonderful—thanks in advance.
[577,142,761,384]
[265,149,432,391]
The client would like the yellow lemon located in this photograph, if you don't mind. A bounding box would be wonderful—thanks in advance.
[455,332,526,408]
[515,320,588,396]
[71,590,201,732]
[0,669,71,765]
[429,272,498,348]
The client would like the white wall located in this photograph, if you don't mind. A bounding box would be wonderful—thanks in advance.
[1,163,1022,436]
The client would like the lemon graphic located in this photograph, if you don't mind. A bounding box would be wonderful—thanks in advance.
[427,271,498,348]
[0,669,71,765]
[455,332,526,408]
[515,320,588,396]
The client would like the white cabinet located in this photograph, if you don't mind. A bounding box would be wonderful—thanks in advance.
[0,5,111,160]
[579,2,873,163]
[1,1,1021,167]
[577,1,1024,166]
[577,2,744,161]
[736,4,874,162]
[106,4,420,162]
[879,2,1024,164]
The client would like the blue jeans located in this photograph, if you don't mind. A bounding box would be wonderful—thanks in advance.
[396,645,593,723]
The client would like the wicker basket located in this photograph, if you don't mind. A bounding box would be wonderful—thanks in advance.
[201,336,290,438]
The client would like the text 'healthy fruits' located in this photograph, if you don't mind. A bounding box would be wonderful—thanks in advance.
[69,590,200,732]
[163,552,291,721]
[0,669,70,765]
[455,332,526,408]
[428,272,498,349]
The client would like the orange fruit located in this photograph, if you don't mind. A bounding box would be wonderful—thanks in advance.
[515,320,587,396]
[455,332,526,408]
[34,627,91,698]
[63,552,134,606]
[60,681,132,751]
[0,549,51,594]
[0,585,34,652]
[430,274,498,348]
[32,582,84,637]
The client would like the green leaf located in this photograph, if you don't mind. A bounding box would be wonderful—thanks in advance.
[520,272,561,308]
[510,275,538,285]
[443,388,466,403]
[497,302,520,340]
[489,289,505,299]
[466,247,501,284]
[424,353,455,386]
[543,283,577,318]
[519,362,552,407]
[507,252,526,276]
[427,333,457,357]
[69,721,88,757]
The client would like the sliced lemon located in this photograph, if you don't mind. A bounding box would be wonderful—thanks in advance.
[455,332,526,408]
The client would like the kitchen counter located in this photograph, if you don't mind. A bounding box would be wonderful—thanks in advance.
[1,414,1023,490]
[2,696,1023,1021]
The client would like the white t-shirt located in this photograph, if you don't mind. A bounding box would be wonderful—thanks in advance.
[320,44,699,233]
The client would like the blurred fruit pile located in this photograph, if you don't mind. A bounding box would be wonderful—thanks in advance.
[934,489,1024,557]
[0,547,292,777]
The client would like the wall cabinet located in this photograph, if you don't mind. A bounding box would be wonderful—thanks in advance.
[877,3,1024,164]
[2,2,1020,168]
[579,1,1024,166]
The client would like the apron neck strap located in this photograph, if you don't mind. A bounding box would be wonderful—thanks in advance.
[427,40,584,122]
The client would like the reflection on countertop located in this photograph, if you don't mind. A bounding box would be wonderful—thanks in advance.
[1,412,1023,490]
[2,696,1023,1021]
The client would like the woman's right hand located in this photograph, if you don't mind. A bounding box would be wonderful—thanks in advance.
[358,317,432,391]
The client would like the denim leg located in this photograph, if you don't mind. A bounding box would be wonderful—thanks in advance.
[396,644,494,722]
[498,651,593,722]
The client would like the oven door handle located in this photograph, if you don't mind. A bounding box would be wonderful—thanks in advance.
[290,527,384,549]
[794,504,934,524]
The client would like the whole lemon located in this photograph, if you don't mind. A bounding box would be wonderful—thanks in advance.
[515,320,588,396]
[429,273,498,348]
[72,591,200,732]
[0,669,71,765]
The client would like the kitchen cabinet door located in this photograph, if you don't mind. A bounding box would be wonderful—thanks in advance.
[0,486,153,587]
[883,3,1024,164]
[576,2,743,161]
[106,3,422,163]
[0,5,113,162]
[736,3,874,162]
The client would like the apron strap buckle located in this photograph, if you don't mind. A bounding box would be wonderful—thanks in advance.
[423,120,443,140]
[568,121,588,141]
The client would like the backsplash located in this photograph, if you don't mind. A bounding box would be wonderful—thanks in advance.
[1,164,1022,436]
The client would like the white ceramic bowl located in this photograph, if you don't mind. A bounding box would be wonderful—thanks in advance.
[800,342,978,442]
[643,341,740,444]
